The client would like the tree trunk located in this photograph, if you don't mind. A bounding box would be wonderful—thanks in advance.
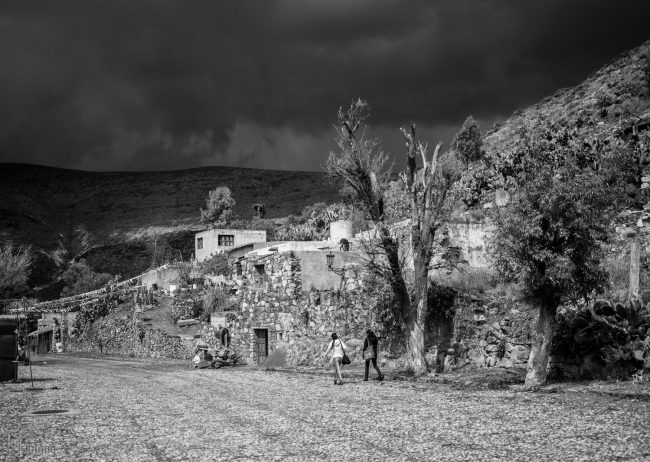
[406,253,429,375]
[524,303,557,388]
[629,240,640,301]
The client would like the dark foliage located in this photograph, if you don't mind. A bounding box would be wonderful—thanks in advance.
[553,299,650,377]
[452,115,484,164]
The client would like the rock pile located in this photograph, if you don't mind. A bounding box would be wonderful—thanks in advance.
[455,295,533,369]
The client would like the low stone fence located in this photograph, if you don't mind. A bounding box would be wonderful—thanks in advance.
[68,312,196,360]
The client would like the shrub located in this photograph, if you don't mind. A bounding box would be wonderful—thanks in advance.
[432,267,498,294]
[61,260,112,297]
[195,253,229,277]
[202,285,230,313]
[452,115,484,164]
[552,299,650,378]
[595,88,615,109]
[170,293,201,323]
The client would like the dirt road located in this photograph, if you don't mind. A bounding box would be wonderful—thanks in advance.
[1,355,649,461]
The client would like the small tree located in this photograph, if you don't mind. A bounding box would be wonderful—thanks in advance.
[0,241,32,297]
[147,231,175,268]
[200,186,236,227]
[489,126,615,388]
[252,203,266,219]
[452,115,483,165]
[61,260,112,297]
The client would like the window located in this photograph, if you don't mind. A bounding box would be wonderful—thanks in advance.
[235,262,242,276]
[218,234,234,246]
[197,237,203,249]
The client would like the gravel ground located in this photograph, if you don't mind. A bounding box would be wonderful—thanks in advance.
[1,355,649,462]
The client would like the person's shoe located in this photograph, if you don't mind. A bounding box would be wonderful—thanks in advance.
[334,380,338,384]
[337,381,343,385]
[363,378,368,381]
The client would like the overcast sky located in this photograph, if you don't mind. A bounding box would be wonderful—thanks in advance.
[0,1,649,172]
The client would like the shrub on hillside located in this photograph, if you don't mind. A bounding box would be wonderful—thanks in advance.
[433,267,498,295]
[202,285,231,313]
[200,186,236,227]
[195,253,229,277]
[452,115,484,165]
[61,260,112,297]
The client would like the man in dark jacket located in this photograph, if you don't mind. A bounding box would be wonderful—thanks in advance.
[363,330,384,381]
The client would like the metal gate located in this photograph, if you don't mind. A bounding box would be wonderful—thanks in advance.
[253,329,268,365]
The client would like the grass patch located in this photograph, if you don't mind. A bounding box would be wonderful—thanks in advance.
[433,267,498,294]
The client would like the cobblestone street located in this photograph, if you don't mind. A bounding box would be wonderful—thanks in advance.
[1,355,649,461]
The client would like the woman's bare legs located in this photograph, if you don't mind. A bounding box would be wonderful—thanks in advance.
[333,358,343,384]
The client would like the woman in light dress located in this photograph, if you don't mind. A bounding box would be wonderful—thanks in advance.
[324,332,347,385]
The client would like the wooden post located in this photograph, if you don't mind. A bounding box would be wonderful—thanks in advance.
[629,240,641,300]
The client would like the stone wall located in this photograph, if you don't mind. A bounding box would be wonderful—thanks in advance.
[67,309,196,360]
[222,251,379,366]
[447,221,493,268]
[451,294,533,369]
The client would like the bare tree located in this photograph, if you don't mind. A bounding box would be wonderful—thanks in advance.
[0,241,33,297]
[400,124,460,374]
[327,99,460,374]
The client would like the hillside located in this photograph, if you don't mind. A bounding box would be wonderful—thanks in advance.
[0,163,341,251]
[483,39,650,155]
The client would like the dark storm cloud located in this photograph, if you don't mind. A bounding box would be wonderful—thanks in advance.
[0,0,648,172]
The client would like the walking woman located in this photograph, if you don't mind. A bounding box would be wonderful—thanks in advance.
[324,332,347,385]
[363,330,384,381]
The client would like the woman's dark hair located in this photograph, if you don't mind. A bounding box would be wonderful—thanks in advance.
[366,330,376,339]
[331,332,338,340]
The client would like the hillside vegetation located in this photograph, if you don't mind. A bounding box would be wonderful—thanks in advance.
[483,39,650,155]
[0,163,341,250]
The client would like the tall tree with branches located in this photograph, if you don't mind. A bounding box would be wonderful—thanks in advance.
[400,124,460,373]
[328,99,460,374]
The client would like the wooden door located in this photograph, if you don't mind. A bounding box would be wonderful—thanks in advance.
[253,329,268,365]
[38,331,52,355]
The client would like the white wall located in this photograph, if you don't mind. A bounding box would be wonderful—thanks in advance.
[195,229,266,261]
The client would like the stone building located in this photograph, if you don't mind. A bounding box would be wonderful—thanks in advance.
[205,223,373,365]
[194,228,267,262]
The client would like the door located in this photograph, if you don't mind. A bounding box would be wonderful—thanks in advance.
[253,329,268,365]
[38,331,52,355]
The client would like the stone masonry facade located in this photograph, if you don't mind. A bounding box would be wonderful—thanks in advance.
[203,251,377,366]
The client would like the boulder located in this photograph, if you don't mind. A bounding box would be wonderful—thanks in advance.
[468,348,485,365]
